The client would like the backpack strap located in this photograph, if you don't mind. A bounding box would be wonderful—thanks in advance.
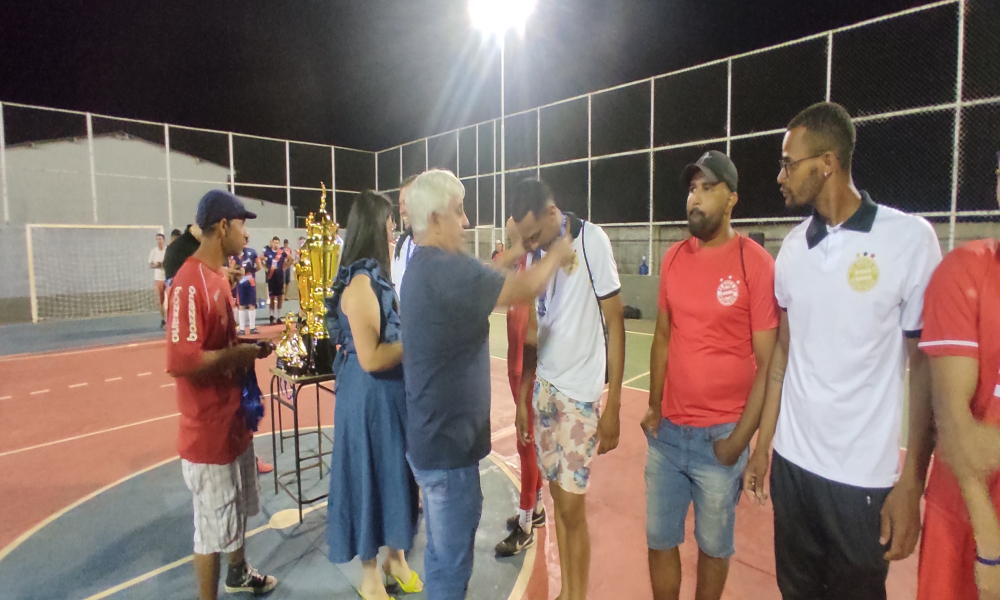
[578,218,610,384]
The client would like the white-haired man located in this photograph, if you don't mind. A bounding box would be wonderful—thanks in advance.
[400,169,574,599]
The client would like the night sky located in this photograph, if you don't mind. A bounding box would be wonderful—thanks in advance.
[0,0,939,151]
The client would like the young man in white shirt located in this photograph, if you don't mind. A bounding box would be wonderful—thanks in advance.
[744,102,940,599]
[150,232,167,328]
[512,178,626,600]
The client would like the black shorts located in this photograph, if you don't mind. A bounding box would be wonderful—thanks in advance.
[267,275,284,298]
[771,452,891,600]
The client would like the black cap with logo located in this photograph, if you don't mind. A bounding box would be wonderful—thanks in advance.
[682,150,738,193]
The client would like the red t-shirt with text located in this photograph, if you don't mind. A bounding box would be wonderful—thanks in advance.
[166,257,252,464]
[658,235,779,426]
[919,239,1000,518]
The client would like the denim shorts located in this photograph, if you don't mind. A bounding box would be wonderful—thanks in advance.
[644,417,748,558]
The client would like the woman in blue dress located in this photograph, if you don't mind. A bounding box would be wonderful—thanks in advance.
[325,191,422,599]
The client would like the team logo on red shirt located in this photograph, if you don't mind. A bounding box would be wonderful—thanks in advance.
[717,276,740,306]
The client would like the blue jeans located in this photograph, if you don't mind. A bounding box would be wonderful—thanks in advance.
[645,417,748,558]
[408,460,483,600]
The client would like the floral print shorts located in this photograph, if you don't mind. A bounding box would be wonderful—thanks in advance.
[533,377,601,495]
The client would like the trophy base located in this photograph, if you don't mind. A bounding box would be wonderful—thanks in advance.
[276,359,304,376]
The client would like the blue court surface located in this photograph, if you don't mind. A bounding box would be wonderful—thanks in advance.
[0,433,528,600]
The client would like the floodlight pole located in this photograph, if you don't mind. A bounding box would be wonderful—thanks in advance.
[499,36,506,247]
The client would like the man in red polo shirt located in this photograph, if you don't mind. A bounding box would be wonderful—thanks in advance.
[167,189,277,600]
[917,159,1000,600]
[641,151,779,600]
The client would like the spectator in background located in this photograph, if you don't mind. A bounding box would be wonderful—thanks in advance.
[170,228,183,244]
[262,236,288,325]
[492,240,505,260]
[282,239,292,300]
[401,169,573,599]
[150,233,167,328]
[236,234,261,336]
[164,224,202,285]
[391,174,419,306]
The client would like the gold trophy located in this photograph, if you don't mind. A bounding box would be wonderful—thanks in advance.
[292,183,340,374]
[275,313,308,375]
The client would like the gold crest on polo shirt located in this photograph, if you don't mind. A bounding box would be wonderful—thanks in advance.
[848,252,879,292]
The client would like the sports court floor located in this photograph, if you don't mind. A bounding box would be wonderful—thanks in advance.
[0,312,919,599]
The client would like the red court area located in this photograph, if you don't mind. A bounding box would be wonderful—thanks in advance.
[0,328,919,599]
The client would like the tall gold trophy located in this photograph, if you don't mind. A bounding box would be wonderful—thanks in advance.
[291,183,340,374]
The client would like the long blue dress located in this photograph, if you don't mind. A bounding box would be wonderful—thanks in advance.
[325,259,418,563]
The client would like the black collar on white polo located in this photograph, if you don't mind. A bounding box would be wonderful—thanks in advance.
[806,190,879,249]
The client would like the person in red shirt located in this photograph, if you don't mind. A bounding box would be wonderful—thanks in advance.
[494,218,546,556]
[167,189,277,600]
[640,151,779,600]
[917,161,1000,600]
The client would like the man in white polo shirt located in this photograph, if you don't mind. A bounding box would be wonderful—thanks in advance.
[512,178,625,600]
[743,102,941,599]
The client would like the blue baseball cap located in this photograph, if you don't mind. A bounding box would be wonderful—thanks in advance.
[195,190,257,229]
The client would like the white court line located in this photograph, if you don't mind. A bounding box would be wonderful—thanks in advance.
[160,382,175,388]
[0,413,182,459]
[622,371,650,386]
[69,383,88,389]
[136,372,151,377]
[0,392,276,459]
[104,377,122,382]
[0,395,11,401]
[0,339,164,362]
[29,389,49,395]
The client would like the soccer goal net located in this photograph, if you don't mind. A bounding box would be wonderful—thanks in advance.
[26,225,164,322]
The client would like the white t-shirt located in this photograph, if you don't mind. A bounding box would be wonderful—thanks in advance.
[772,196,941,488]
[149,247,166,282]
[532,220,621,403]
[392,234,417,306]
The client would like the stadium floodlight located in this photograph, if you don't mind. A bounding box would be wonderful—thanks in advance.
[469,0,536,38]
[469,0,536,246]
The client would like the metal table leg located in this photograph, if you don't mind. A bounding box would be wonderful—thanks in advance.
[270,375,278,495]
[293,383,303,523]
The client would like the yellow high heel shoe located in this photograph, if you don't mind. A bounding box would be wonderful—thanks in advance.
[383,569,423,594]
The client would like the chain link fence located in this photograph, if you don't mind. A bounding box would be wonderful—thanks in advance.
[1,0,997,323]
[375,0,1000,274]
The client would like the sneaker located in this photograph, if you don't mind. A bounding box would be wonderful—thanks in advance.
[256,457,274,474]
[249,328,260,335]
[225,561,277,595]
[506,508,545,531]
[269,316,275,325]
[160,319,166,329]
[495,524,534,557]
